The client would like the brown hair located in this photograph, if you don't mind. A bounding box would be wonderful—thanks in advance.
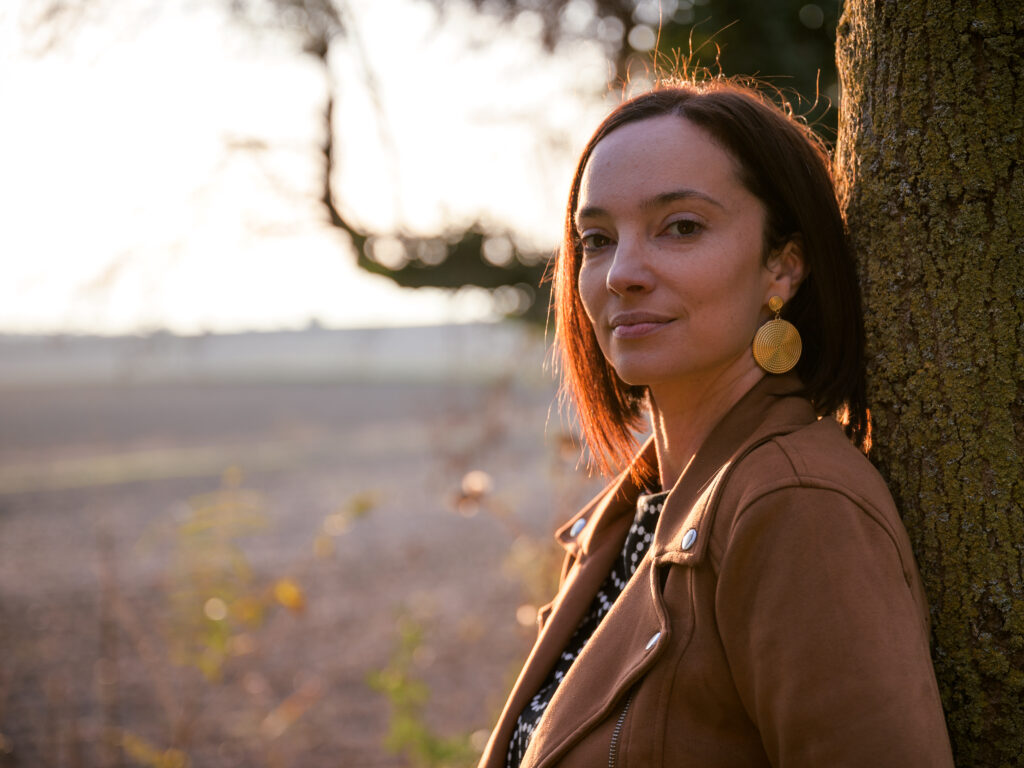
[552,81,868,477]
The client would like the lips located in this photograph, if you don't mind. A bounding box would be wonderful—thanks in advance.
[609,311,675,339]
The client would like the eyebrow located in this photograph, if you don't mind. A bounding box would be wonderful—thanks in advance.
[575,188,725,228]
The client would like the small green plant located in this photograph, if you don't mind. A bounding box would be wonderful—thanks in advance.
[367,613,478,768]
[101,468,376,765]
[165,466,288,681]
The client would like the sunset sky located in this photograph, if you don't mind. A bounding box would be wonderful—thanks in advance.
[0,0,610,335]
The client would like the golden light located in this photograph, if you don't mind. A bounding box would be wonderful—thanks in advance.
[461,469,493,497]
[203,597,228,621]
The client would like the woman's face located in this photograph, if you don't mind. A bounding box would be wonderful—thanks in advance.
[575,115,802,392]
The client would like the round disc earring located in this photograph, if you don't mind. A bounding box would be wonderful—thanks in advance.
[752,296,802,374]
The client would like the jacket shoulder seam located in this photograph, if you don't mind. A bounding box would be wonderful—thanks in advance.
[729,436,893,529]
[727,479,911,581]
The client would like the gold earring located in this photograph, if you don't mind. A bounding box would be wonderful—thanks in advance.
[752,296,801,374]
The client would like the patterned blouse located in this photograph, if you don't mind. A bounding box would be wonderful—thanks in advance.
[505,489,669,768]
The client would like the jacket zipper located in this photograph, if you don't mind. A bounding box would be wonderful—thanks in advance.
[607,691,634,768]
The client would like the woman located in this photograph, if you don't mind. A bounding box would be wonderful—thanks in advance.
[479,82,955,768]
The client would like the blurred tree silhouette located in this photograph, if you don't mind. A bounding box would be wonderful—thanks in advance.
[248,0,839,321]
[218,0,558,321]
[25,0,838,321]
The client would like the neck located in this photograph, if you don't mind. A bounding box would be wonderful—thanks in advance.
[649,366,765,490]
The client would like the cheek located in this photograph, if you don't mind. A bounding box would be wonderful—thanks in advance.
[576,261,606,325]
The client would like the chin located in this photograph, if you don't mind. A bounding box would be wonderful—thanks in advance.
[606,357,674,388]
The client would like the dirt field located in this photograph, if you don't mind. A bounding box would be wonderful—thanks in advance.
[0,374,601,767]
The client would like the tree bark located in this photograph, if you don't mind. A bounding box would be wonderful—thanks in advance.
[835,2,1024,764]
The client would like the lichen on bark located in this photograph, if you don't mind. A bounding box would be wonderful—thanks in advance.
[835,1,1024,764]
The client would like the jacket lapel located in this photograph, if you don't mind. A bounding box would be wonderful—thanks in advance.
[520,554,671,768]
[477,446,655,768]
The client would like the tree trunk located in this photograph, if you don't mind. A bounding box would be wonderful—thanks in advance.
[835,2,1024,764]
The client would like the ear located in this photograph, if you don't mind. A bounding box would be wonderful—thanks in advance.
[764,236,807,305]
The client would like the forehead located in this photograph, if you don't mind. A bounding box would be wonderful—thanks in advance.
[577,115,748,213]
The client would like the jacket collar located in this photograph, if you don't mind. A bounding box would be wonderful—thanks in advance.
[556,373,813,561]
[554,438,657,562]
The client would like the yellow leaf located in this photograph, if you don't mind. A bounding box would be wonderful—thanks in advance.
[273,578,306,614]
[120,730,190,768]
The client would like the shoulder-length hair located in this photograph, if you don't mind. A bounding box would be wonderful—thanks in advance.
[552,81,868,477]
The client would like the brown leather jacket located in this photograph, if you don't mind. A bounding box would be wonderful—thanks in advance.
[479,375,954,768]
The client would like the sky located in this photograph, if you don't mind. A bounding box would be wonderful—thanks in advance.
[0,0,610,335]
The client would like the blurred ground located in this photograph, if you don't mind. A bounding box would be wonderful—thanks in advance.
[0,327,601,767]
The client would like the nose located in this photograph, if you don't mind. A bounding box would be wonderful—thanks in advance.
[605,235,654,295]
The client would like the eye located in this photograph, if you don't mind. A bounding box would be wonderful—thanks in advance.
[579,232,613,252]
[664,219,702,237]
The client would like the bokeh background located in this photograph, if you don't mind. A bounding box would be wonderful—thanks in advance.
[1,1,837,765]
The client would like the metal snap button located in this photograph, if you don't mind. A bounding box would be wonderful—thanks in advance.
[569,518,587,538]
[681,528,698,551]
[645,631,661,651]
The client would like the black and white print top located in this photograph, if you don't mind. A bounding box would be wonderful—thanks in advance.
[505,489,669,768]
